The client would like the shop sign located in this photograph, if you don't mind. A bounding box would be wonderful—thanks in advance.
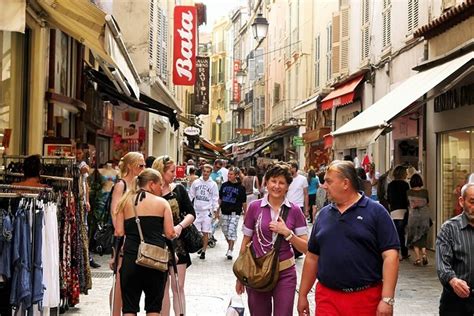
[2,128,12,149]
[173,6,197,85]
[434,83,474,113]
[292,136,304,147]
[193,56,210,115]
[235,128,253,135]
[233,60,241,102]
[184,126,200,136]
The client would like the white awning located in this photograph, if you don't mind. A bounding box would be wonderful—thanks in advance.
[293,93,320,117]
[0,0,26,33]
[333,51,474,136]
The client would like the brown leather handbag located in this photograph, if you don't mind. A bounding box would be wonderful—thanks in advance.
[133,197,169,272]
[233,206,289,292]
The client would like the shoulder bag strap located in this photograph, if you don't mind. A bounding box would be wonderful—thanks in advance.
[252,176,256,189]
[132,193,145,243]
[273,205,290,250]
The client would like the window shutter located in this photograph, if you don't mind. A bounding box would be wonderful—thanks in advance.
[382,0,391,48]
[361,0,370,61]
[315,35,320,88]
[413,0,419,30]
[148,0,155,68]
[331,12,340,76]
[260,96,265,126]
[274,83,280,103]
[161,9,168,82]
[340,6,350,75]
[248,57,256,81]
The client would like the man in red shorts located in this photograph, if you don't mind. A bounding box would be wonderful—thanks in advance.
[297,160,400,316]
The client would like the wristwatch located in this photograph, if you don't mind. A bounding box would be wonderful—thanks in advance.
[381,297,395,306]
[285,231,295,241]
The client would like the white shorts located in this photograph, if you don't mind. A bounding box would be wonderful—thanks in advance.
[194,210,213,233]
[220,214,240,241]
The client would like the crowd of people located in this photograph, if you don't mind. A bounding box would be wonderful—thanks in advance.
[72,149,473,315]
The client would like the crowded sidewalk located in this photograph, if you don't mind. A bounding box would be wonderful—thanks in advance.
[66,221,441,315]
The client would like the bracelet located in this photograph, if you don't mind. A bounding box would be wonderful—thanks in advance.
[285,231,295,241]
[178,223,184,229]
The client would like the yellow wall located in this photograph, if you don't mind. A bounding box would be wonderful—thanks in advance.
[429,16,474,58]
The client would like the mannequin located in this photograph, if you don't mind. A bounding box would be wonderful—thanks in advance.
[99,162,119,192]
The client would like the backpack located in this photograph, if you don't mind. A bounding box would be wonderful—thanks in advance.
[93,179,127,255]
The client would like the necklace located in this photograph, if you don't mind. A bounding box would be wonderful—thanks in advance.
[255,207,280,254]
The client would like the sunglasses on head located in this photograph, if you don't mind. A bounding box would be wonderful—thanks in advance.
[162,156,170,163]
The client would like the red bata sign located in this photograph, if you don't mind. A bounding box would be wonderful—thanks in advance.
[173,6,197,86]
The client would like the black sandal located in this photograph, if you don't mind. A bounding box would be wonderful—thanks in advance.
[422,255,428,266]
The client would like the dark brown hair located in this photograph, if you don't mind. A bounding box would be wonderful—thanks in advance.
[264,163,293,186]
[409,173,423,188]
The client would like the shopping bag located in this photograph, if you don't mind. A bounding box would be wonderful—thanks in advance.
[225,295,245,316]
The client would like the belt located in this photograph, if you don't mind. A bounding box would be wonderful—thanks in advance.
[340,281,382,293]
[279,257,295,272]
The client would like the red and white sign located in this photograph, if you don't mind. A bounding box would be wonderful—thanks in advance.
[233,60,241,102]
[173,6,197,86]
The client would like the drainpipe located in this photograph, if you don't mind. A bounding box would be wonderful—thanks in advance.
[47,29,55,136]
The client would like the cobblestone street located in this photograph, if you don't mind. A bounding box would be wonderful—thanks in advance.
[65,221,442,315]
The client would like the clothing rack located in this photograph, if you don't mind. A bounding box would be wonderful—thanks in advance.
[2,173,74,182]
[0,184,53,191]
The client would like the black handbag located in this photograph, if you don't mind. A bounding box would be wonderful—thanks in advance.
[181,224,203,253]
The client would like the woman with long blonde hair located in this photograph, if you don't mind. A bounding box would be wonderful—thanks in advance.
[110,152,145,316]
[152,156,196,316]
[114,168,176,315]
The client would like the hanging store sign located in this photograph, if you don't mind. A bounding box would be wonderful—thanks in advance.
[173,6,197,85]
[184,126,200,136]
[292,136,304,147]
[233,60,241,102]
[193,56,210,115]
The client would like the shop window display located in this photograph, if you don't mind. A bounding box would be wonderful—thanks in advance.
[440,128,474,223]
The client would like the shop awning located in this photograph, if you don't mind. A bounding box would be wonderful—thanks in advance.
[36,0,140,98]
[0,0,25,33]
[86,68,179,130]
[293,93,321,117]
[332,51,474,138]
[241,138,278,160]
[333,128,385,150]
[321,75,364,110]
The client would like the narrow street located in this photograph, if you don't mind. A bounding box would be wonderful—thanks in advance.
[68,221,441,315]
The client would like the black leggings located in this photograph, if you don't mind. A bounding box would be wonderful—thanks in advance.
[120,254,167,314]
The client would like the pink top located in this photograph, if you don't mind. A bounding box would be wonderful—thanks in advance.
[243,196,307,261]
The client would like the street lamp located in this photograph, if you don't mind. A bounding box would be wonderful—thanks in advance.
[236,70,246,84]
[216,114,223,125]
[251,12,269,42]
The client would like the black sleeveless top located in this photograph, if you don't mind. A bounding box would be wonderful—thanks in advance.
[123,216,166,256]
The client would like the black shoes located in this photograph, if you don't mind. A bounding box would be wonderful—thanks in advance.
[199,252,206,260]
[90,259,101,268]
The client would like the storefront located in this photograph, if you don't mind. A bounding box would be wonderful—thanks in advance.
[427,75,474,227]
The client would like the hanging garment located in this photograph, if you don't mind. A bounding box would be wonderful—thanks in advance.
[42,203,60,308]
[10,206,32,309]
[31,206,44,306]
[0,209,14,279]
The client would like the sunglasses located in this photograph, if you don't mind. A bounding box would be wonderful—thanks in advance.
[138,164,146,168]
[162,156,170,163]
